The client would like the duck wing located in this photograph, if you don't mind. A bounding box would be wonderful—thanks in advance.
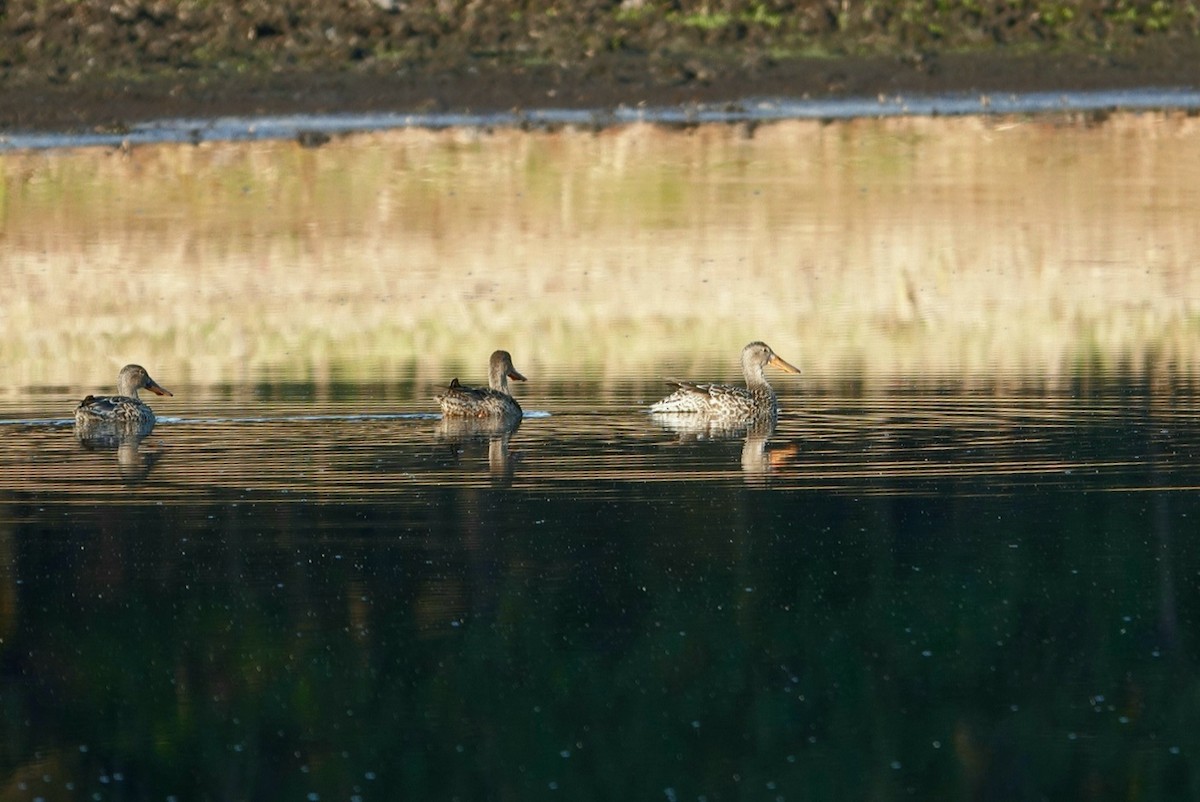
[649,381,752,413]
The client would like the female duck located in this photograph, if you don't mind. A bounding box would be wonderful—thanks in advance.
[436,350,527,421]
[75,364,173,436]
[650,341,800,420]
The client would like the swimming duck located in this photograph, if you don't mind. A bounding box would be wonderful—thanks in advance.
[649,341,800,420]
[74,364,173,437]
[436,350,526,420]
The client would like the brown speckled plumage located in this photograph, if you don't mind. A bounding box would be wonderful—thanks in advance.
[74,364,173,438]
[436,350,526,421]
[649,341,800,421]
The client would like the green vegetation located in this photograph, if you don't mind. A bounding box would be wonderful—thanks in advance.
[1,0,1198,84]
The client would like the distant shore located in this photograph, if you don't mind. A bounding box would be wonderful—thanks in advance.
[2,0,1199,133]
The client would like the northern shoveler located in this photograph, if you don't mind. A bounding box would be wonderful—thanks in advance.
[649,341,800,420]
[436,350,526,420]
[74,364,173,437]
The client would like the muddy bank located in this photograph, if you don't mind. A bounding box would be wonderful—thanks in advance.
[2,0,1199,133]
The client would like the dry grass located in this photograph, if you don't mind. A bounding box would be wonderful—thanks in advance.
[3,112,1200,392]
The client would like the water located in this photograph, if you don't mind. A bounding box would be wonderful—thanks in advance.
[3,380,1199,799]
[6,114,1200,387]
[4,88,1200,151]
[4,110,1200,799]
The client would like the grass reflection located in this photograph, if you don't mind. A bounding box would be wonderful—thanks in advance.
[3,114,1200,392]
[1,487,1198,799]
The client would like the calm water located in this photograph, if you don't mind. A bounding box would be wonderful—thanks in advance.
[2,378,1200,800]
[6,87,1200,151]
[4,112,1200,800]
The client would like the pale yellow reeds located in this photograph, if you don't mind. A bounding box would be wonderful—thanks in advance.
[3,113,1200,392]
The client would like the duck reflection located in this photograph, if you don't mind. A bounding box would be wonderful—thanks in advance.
[650,413,797,479]
[435,416,522,484]
[75,430,165,484]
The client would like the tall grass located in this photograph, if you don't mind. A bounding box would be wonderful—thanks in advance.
[3,113,1200,391]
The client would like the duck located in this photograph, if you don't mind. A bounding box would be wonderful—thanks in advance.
[436,350,526,420]
[74,364,173,437]
[649,341,800,420]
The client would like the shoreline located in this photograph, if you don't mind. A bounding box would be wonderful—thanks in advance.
[4,47,1200,135]
[8,87,1200,152]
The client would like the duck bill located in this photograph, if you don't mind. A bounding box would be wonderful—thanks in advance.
[507,368,527,382]
[146,379,173,397]
[768,354,802,375]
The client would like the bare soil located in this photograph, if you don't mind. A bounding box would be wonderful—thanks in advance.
[2,0,1199,133]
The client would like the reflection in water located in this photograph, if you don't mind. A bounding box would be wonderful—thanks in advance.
[5,109,1200,799]
[647,340,804,483]
[5,115,1200,387]
[435,415,521,485]
[76,432,165,484]
[650,412,797,481]
[1,381,1200,798]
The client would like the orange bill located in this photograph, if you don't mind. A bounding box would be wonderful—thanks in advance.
[768,353,802,375]
[146,379,173,397]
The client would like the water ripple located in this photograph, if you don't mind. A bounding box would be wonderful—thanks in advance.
[1,391,1196,502]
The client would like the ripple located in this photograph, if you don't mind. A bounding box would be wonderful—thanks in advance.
[1,389,1197,501]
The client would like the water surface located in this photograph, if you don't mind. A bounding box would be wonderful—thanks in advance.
[5,114,1200,387]
[4,87,1200,151]
[3,111,1200,800]
[3,378,1200,800]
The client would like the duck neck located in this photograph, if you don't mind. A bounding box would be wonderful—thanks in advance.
[489,365,509,394]
[743,363,771,392]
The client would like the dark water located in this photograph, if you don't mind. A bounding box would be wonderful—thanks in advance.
[2,378,1200,801]
[4,88,1200,151]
